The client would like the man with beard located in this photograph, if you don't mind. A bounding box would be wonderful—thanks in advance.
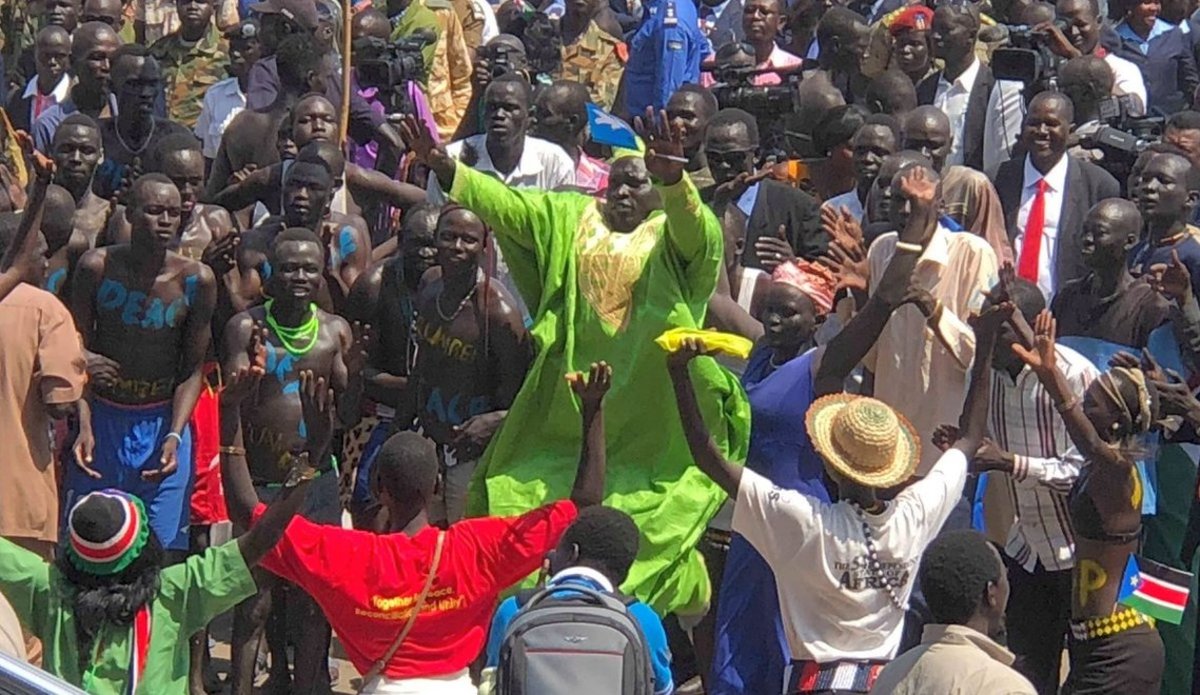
[412,206,530,525]
[220,227,364,695]
[67,173,218,560]
[94,47,192,200]
[150,0,230,129]
[32,22,122,153]
[344,203,440,531]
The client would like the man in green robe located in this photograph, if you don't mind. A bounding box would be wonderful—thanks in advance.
[402,113,751,616]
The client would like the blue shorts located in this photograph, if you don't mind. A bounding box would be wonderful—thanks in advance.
[64,397,194,551]
[352,414,394,509]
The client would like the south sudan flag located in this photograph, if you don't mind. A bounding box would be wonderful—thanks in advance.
[1119,555,1192,624]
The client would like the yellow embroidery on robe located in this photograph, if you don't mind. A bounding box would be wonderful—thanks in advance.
[575,204,663,332]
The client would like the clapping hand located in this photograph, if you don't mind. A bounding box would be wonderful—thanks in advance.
[756,225,796,272]
[201,232,240,277]
[226,322,267,403]
[635,108,687,186]
[821,205,868,293]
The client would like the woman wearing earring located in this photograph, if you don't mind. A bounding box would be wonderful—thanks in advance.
[1010,309,1165,694]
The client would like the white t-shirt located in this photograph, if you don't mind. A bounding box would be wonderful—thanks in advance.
[732,447,969,663]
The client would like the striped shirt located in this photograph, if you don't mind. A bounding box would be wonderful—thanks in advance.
[989,345,1098,572]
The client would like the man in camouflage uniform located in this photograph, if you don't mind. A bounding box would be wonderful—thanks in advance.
[150,0,229,129]
[556,0,625,111]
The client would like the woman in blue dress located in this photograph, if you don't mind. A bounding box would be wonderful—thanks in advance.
[710,259,838,695]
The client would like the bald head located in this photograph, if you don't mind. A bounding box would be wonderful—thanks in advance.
[1083,198,1143,270]
[1027,91,1075,125]
[72,21,121,61]
[902,106,952,171]
[352,7,391,39]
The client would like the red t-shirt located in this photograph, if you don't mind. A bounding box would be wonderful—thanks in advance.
[251,500,578,679]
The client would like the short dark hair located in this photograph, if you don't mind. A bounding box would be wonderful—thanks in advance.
[276,34,325,91]
[861,113,902,143]
[111,43,154,77]
[1168,110,1200,132]
[1006,277,1046,323]
[816,7,866,52]
[274,226,324,251]
[129,173,176,207]
[866,70,917,116]
[672,83,719,119]
[374,432,439,508]
[542,80,590,129]
[286,154,334,186]
[708,107,760,144]
[814,104,869,156]
[400,202,442,239]
[144,132,202,173]
[486,72,534,106]
[298,140,345,177]
[55,113,102,143]
[561,507,640,585]
[918,530,1002,625]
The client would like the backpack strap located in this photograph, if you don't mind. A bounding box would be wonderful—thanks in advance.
[514,588,540,609]
[357,531,445,693]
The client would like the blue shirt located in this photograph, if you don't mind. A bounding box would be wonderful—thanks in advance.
[32,99,80,154]
[485,569,675,695]
[1116,18,1176,55]
[625,0,707,115]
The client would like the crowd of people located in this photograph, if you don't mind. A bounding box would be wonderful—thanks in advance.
[4,0,1200,692]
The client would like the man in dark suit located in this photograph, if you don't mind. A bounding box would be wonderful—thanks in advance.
[917,3,1021,173]
[995,91,1120,300]
[700,107,824,271]
[6,26,71,134]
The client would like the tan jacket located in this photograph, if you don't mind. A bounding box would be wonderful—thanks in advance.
[427,0,473,140]
[870,624,1037,695]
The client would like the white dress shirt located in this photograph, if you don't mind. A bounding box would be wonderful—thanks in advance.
[821,189,865,222]
[428,133,577,203]
[988,345,1098,572]
[20,74,71,125]
[1014,154,1070,300]
[933,58,981,168]
[1103,52,1148,116]
[194,76,246,159]
[983,78,1027,177]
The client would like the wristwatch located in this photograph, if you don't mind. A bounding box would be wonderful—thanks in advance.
[282,452,319,489]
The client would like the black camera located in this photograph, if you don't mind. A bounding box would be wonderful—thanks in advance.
[991,20,1069,91]
[710,63,799,118]
[354,31,436,112]
[1075,95,1165,185]
[487,43,527,78]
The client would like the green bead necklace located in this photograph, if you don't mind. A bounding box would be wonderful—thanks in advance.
[265,300,320,356]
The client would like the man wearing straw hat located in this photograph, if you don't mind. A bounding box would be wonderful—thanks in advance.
[669,165,1003,695]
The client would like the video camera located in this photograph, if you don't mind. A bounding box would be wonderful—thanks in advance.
[1075,95,1165,182]
[710,63,801,119]
[991,20,1069,93]
[354,30,436,113]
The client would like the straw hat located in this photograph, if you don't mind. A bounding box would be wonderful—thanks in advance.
[806,394,920,489]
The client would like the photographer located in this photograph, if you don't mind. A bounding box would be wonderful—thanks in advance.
[452,34,530,141]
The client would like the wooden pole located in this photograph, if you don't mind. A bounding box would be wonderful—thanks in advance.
[339,0,354,146]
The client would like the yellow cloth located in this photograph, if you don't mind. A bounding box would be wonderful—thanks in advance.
[656,328,754,360]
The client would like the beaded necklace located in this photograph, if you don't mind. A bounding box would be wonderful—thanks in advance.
[848,500,908,610]
[265,299,320,356]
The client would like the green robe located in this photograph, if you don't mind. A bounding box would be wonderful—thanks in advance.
[450,165,751,616]
[0,539,256,694]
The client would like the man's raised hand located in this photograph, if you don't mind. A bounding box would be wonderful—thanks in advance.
[567,361,613,410]
[635,108,686,186]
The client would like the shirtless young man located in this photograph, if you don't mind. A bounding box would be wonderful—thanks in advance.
[43,114,113,297]
[67,173,218,558]
[220,227,366,695]
[413,206,530,525]
[234,149,372,312]
[344,203,440,530]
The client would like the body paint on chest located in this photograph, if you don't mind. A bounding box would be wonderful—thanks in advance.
[96,274,199,329]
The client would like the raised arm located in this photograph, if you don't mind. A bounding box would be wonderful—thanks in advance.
[667,339,742,497]
[0,134,54,303]
[566,362,611,508]
[1012,310,1124,468]
[950,303,1002,457]
[813,167,939,396]
[209,165,275,212]
[219,315,267,528]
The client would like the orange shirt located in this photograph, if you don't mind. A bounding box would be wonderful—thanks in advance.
[0,284,85,542]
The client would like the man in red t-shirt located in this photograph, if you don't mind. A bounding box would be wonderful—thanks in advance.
[222,361,613,692]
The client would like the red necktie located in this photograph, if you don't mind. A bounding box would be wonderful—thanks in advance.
[1017,178,1048,283]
